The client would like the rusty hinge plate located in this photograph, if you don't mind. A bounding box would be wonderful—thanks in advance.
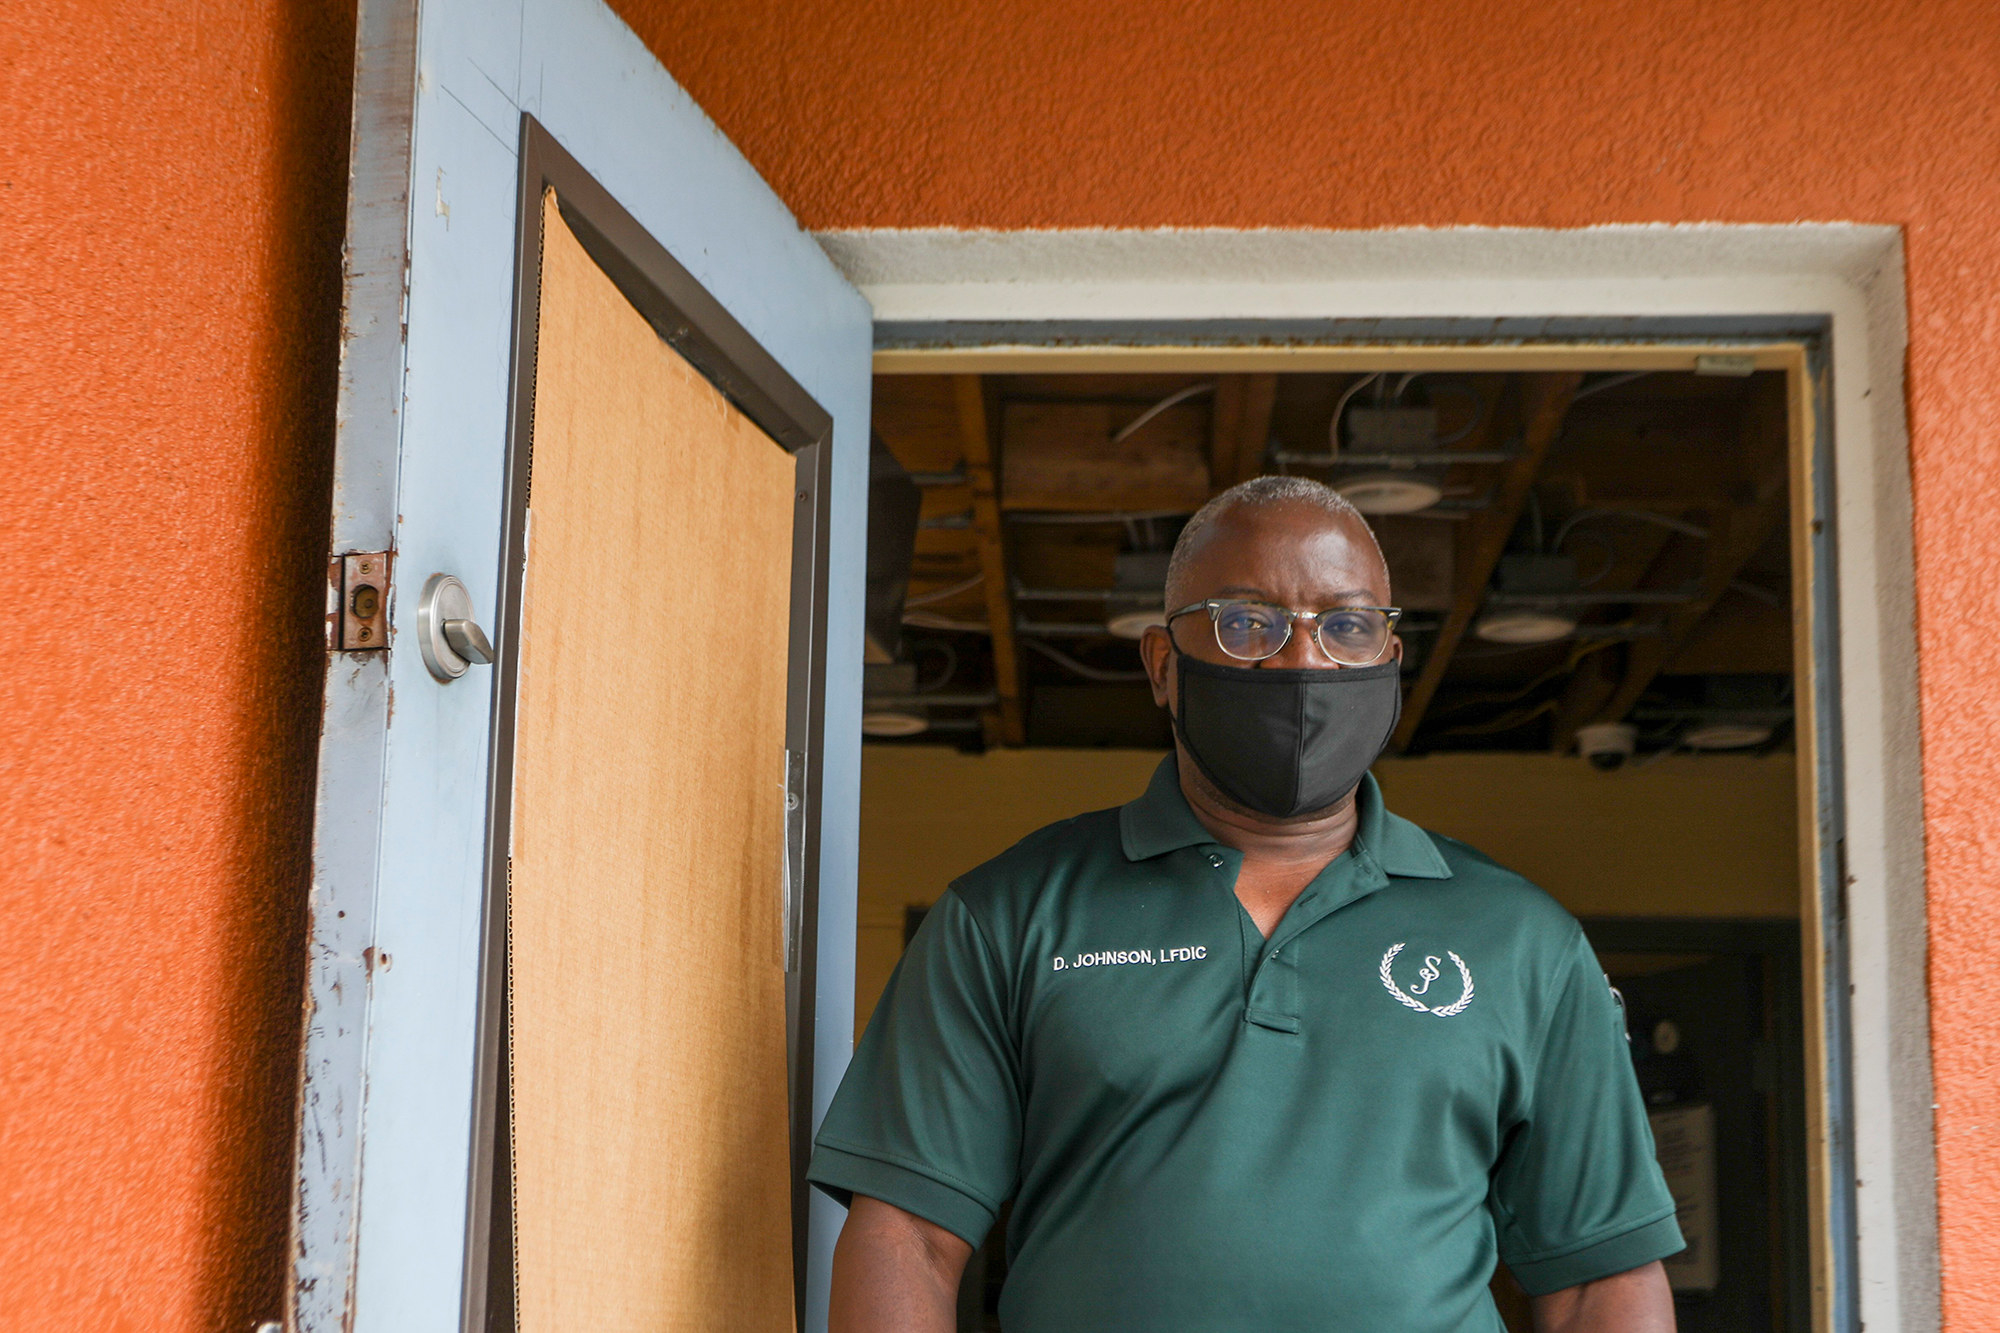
[329,550,392,651]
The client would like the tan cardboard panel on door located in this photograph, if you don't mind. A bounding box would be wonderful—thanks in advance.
[509,192,797,1331]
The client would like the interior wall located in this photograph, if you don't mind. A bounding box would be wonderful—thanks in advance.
[0,2,353,1328]
[619,6,1994,1317]
[857,747,1799,1035]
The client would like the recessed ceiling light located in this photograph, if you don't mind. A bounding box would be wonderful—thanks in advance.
[1473,609,1578,644]
[1106,609,1166,640]
[1334,472,1444,515]
[1681,722,1774,750]
[861,710,928,737]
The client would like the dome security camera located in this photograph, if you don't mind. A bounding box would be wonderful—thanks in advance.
[1576,722,1638,772]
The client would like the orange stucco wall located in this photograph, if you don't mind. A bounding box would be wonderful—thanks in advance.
[622,1,1997,1320]
[6,0,1998,1327]
[0,1,353,1328]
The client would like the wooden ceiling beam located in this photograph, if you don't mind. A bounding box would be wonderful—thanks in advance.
[953,374,1026,745]
[1000,401,1210,512]
[1545,648,1623,751]
[1390,372,1583,752]
[1208,373,1279,491]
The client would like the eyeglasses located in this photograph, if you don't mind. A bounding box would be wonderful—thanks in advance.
[1165,599,1403,666]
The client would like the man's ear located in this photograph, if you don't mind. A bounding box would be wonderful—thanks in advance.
[1140,624,1175,709]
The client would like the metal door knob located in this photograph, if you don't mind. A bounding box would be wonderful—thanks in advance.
[418,574,496,682]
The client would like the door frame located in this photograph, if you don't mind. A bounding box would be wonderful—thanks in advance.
[291,2,871,1329]
[467,116,838,1332]
[823,223,1930,1333]
[1582,916,1812,1327]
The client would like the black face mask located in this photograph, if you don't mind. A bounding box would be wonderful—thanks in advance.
[1171,653,1401,819]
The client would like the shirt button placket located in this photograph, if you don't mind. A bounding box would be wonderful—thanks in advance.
[1247,930,1300,1032]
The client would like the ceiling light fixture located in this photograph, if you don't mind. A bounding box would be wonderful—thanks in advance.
[1472,609,1579,645]
[1334,471,1445,515]
[1680,722,1774,751]
[1105,609,1166,640]
[860,709,928,738]
[1475,553,1582,643]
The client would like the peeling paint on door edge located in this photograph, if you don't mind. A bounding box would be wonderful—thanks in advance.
[285,0,419,1327]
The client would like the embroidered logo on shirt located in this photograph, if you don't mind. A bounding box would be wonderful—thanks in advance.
[1380,942,1475,1017]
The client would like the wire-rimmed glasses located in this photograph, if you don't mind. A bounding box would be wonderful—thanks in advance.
[1165,599,1403,666]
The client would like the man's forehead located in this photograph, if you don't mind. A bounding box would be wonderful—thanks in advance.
[1179,502,1388,587]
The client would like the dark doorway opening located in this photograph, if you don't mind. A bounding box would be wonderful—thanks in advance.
[865,363,1811,1332]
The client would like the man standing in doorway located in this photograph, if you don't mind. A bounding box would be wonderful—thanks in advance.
[809,476,1682,1332]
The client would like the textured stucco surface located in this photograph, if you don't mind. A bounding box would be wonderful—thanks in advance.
[5,0,1998,1326]
[0,1,353,1327]
[621,2,1997,1322]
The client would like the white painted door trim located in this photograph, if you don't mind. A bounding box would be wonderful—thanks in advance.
[815,223,1934,1333]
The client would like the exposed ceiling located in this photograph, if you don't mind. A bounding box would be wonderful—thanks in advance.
[867,367,1793,757]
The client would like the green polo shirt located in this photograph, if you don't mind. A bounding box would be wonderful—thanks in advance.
[810,758,1681,1330]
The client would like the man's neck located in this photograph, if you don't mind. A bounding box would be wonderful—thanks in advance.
[1175,746,1362,869]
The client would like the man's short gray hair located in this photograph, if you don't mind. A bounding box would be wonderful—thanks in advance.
[1164,476,1377,606]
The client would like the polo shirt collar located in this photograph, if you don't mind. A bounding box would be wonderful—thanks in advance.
[1119,756,1453,881]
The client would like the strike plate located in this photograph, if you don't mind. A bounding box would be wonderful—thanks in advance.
[331,551,392,652]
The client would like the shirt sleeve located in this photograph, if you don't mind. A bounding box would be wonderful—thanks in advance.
[1489,930,1685,1295]
[807,888,1021,1247]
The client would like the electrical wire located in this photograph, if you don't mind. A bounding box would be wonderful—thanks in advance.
[1419,380,1485,445]
[1551,507,1710,554]
[1727,578,1785,608]
[1020,638,1151,683]
[903,571,985,608]
[1551,508,1710,589]
[1326,372,1384,453]
[1427,638,1624,716]
[1437,698,1558,737]
[1331,373,1484,449]
[1109,383,1216,445]
[1572,370,1654,400]
[911,640,959,694]
[1567,532,1619,588]
[1008,509,1195,525]
[902,611,990,634]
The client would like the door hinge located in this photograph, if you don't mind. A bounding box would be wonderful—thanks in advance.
[329,550,392,652]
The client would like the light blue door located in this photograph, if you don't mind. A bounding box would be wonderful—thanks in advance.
[293,2,870,1328]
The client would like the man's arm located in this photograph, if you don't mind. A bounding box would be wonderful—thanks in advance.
[1529,1261,1674,1333]
[829,1195,974,1333]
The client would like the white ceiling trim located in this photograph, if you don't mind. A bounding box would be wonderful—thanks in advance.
[816,223,1899,323]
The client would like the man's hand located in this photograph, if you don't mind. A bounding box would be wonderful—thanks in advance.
[1530,1261,1675,1332]
[829,1195,973,1333]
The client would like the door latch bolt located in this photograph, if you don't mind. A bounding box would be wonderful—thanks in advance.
[331,551,392,652]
